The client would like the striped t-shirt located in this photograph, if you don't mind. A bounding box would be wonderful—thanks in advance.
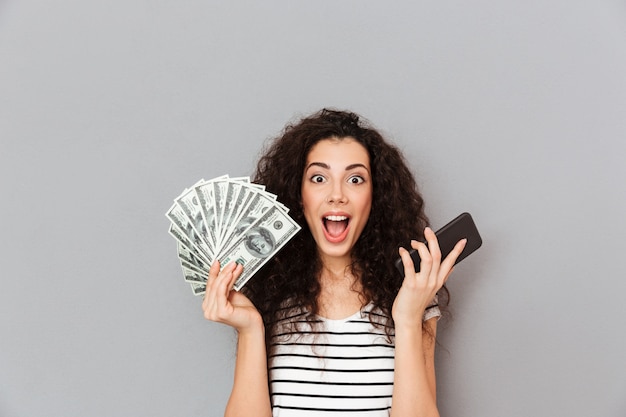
[269,301,440,416]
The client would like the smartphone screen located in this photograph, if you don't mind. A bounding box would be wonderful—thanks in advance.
[394,212,482,275]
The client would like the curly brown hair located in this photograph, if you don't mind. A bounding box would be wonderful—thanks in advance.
[242,108,445,350]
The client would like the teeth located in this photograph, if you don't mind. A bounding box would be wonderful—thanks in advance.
[325,215,348,221]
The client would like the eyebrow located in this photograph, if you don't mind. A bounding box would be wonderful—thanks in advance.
[305,162,370,173]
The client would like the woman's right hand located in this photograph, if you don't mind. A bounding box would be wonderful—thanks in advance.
[202,260,263,333]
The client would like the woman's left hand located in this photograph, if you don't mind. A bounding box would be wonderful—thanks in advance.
[392,227,467,329]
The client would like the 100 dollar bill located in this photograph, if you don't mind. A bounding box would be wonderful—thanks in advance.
[218,205,301,290]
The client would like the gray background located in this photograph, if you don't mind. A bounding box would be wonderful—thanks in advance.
[1,1,625,416]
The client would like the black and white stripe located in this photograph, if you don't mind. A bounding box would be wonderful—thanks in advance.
[269,306,396,416]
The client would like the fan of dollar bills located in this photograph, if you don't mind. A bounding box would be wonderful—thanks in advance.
[166,175,301,295]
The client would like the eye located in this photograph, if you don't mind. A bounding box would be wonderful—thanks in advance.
[348,175,365,185]
[311,174,326,183]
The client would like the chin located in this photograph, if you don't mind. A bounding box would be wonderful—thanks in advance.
[317,240,356,260]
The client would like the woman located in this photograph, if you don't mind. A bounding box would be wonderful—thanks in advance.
[202,109,466,416]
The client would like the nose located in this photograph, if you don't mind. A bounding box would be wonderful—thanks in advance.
[326,181,347,204]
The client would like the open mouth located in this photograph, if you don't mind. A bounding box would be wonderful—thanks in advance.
[322,215,350,242]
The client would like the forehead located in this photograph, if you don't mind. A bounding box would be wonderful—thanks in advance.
[306,137,370,167]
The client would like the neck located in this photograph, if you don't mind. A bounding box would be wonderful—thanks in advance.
[318,253,352,279]
[316,253,365,319]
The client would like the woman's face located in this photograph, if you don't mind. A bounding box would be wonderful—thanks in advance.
[301,137,373,263]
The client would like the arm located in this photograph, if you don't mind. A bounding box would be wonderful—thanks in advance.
[390,228,465,417]
[224,317,271,417]
[203,261,272,417]
[423,318,438,402]
[391,317,439,417]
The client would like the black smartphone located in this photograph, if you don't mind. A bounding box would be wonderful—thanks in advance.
[394,212,482,275]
